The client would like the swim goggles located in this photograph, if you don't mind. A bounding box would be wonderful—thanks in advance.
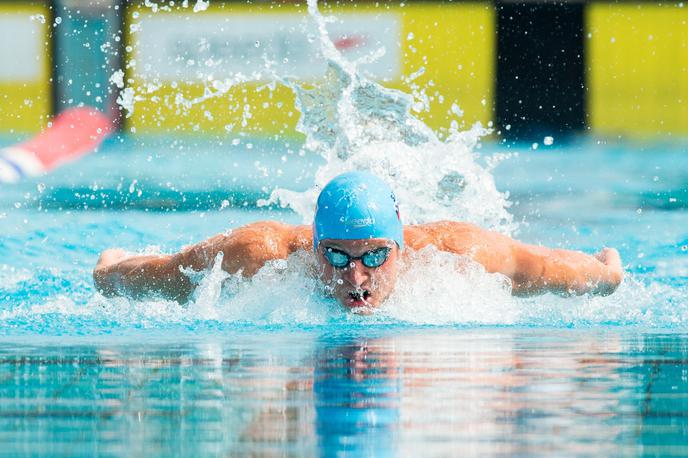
[323,247,391,269]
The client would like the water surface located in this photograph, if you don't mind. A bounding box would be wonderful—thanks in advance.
[1,329,687,455]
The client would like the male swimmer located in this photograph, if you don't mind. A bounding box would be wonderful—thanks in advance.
[94,171,623,310]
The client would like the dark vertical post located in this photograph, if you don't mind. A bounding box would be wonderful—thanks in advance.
[496,1,586,142]
[48,0,58,118]
[51,0,123,127]
[112,0,126,131]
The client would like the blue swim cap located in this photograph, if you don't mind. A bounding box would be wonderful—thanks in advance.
[313,171,404,250]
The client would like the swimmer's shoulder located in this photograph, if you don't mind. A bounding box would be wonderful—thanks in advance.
[403,221,484,252]
[286,224,313,252]
[228,221,312,253]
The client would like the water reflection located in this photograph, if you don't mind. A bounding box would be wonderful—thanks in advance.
[314,337,402,456]
[0,330,686,455]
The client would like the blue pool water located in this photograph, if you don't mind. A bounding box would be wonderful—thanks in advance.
[1,134,687,453]
[2,135,687,329]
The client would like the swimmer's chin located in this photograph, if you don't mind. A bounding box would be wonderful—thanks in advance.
[345,295,382,315]
[348,304,376,315]
[333,296,378,314]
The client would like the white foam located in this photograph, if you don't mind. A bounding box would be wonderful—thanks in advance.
[0,265,32,290]
[380,247,518,325]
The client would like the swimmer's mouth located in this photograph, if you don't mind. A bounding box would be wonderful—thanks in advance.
[348,290,371,305]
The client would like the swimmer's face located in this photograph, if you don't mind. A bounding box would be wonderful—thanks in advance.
[316,238,400,313]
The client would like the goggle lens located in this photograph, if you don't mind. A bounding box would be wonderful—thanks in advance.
[324,249,350,268]
[324,247,391,269]
[361,247,391,268]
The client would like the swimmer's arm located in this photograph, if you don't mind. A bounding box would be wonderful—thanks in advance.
[93,249,192,302]
[419,222,623,296]
[93,222,308,302]
[93,234,234,302]
[503,244,623,296]
[470,231,623,296]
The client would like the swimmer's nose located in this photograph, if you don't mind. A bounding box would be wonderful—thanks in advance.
[343,260,369,287]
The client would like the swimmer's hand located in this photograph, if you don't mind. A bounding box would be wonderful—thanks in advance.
[93,248,144,298]
[95,248,130,271]
[93,248,130,296]
[593,247,624,294]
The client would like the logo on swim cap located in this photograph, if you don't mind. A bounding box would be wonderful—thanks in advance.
[313,171,404,250]
[347,217,375,228]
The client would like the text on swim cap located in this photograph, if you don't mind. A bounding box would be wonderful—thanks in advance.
[347,217,375,228]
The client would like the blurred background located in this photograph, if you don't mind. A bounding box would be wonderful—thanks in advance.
[1,0,686,143]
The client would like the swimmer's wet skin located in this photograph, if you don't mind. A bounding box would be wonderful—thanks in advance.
[94,171,624,310]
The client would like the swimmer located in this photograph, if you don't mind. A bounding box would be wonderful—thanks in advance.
[94,171,623,310]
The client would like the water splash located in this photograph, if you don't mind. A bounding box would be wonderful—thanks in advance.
[262,0,514,232]
[3,251,688,333]
[119,0,513,231]
[380,247,518,325]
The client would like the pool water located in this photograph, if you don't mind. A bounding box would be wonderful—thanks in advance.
[1,133,687,453]
[1,330,688,455]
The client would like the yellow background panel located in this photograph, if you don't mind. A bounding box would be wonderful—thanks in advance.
[587,4,688,137]
[0,5,51,134]
[394,3,494,133]
[127,3,494,137]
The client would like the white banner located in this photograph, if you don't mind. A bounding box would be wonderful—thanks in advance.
[135,12,401,81]
[0,14,44,81]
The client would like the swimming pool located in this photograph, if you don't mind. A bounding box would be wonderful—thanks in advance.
[1,131,687,453]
